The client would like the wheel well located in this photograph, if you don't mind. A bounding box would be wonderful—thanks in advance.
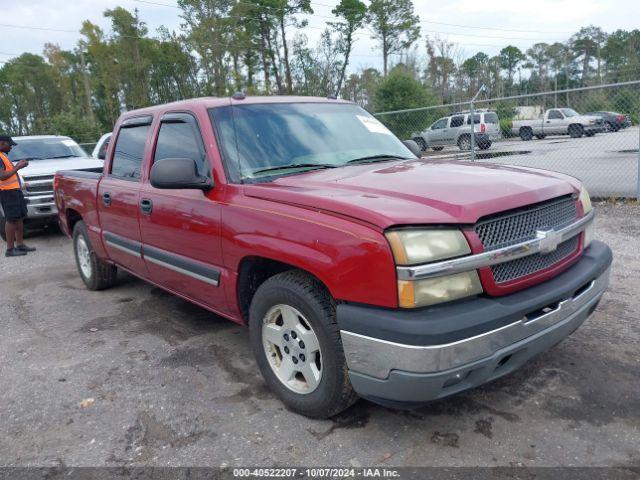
[66,209,82,232]
[236,256,327,323]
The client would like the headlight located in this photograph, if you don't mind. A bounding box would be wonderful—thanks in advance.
[386,228,482,307]
[579,186,593,247]
[579,186,592,214]
[385,229,471,265]
[398,271,483,308]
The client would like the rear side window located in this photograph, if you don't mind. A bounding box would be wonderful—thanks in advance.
[153,120,207,176]
[483,112,498,124]
[111,125,150,180]
[450,116,464,128]
[466,114,481,124]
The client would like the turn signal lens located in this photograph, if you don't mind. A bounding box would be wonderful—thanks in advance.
[398,271,483,308]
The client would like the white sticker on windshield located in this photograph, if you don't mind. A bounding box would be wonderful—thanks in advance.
[357,115,393,135]
[62,139,77,147]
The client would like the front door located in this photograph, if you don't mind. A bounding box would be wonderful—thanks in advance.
[139,112,228,314]
[98,117,152,277]
[545,109,566,135]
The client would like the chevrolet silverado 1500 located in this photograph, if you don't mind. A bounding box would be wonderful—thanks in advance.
[512,108,604,140]
[54,96,612,418]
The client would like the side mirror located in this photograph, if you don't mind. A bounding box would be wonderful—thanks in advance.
[97,150,106,160]
[403,140,422,158]
[150,158,212,190]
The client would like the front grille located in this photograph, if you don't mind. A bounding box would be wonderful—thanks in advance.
[24,175,54,182]
[475,196,579,283]
[25,184,53,194]
[491,236,580,283]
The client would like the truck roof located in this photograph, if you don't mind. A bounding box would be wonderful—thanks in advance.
[14,135,72,140]
[118,95,353,120]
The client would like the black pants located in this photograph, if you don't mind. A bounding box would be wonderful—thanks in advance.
[0,189,28,221]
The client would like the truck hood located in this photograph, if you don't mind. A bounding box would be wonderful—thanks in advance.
[18,156,104,178]
[243,160,580,228]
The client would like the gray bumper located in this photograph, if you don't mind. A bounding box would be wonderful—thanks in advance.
[339,242,612,405]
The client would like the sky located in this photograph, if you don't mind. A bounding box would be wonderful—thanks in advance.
[2,0,639,73]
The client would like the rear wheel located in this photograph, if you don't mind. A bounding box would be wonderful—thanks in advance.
[568,124,584,138]
[479,140,492,150]
[457,135,471,150]
[249,270,358,418]
[519,128,533,141]
[73,220,117,290]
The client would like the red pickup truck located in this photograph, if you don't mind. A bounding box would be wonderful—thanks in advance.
[54,96,612,418]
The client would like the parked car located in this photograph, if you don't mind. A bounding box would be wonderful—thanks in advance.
[55,96,612,418]
[0,135,104,240]
[511,108,604,140]
[92,132,112,159]
[585,111,631,132]
[413,109,501,151]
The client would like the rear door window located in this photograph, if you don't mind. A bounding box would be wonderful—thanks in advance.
[449,116,464,128]
[110,124,150,180]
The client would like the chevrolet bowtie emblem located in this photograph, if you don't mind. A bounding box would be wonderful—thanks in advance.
[536,229,561,254]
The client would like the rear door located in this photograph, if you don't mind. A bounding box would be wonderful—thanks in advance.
[447,115,465,145]
[98,116,152,277]
[139,111,227,312]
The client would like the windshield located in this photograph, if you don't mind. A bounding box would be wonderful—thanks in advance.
[8,137,87,161]
[561,108,579,117]
[210,103,413,181]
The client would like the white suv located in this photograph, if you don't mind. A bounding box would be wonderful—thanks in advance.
[413,110,501,151]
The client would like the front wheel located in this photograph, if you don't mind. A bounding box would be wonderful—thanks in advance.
[568,124,584,138]
[249,270,358,418]
[73,220,117,290]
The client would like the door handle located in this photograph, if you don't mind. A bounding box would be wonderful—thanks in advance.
[546,120,551,123]
[140,198,153,214]
[102,192,111,206]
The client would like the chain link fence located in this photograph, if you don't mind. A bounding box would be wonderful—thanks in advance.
[375,80,640,199]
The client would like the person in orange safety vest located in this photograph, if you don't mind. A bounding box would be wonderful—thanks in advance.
[0,135,36,257]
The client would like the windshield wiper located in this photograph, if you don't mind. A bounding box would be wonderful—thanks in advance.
[345,154,410,165]
[251,163,337,176]
[47,155,77,159]
[16,156,43,161]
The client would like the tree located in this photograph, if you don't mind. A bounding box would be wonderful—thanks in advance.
[330,0,366,97]
[367,0,420,76]
[373,65,434,138]
[499,46,526,94]
[571,26,606,85]
[526,43,550,92]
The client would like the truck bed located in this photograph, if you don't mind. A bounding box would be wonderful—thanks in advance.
[54,170,102,237]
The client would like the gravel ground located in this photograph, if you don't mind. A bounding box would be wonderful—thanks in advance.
[0,204,639,468]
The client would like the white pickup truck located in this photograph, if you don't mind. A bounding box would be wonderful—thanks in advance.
[511,108,605,141]
[0,135,104,240]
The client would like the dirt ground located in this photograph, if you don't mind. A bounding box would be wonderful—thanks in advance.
[1,203,639,468]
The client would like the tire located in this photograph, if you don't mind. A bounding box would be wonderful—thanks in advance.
[535,134,546,140]
[412,137,428,152]
[519,128,533,141]
[457,135,471,151]
[73,220,117,290]
[479,141,491,150]
[432,146,445,151]
[0,211,5,242]
[605,122,614,132]
[249,270,358,418]
[568,124,584,138]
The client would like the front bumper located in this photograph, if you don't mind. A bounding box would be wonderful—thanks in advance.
[338,241,612,406]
